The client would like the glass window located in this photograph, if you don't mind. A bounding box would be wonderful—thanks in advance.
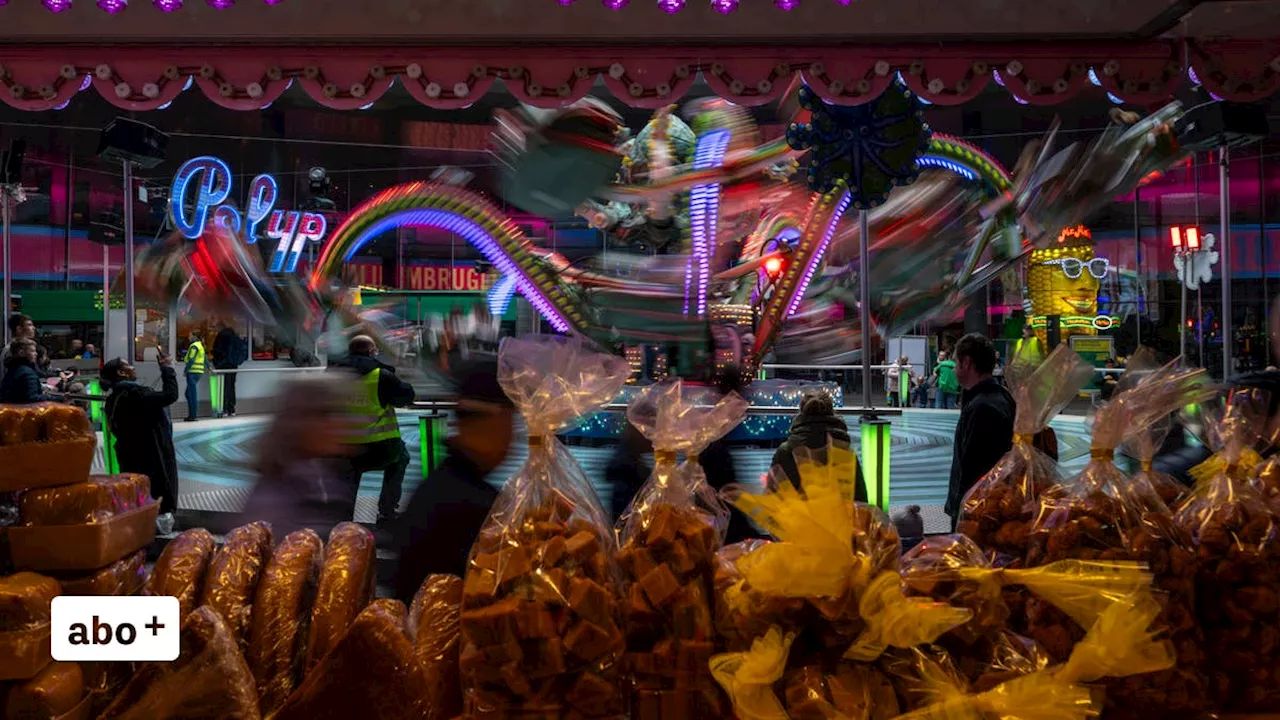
[136,308,170,363]
[250,321,295,362]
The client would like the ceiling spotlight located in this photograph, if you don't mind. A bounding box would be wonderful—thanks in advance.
[43,0,73,11]
[207,0,234,7]
[657,0,685,11]
[602,0,628,7]
[152,0,182,9]
[774,0,799,8]
[97,0,126,11]
[710,0,738,11]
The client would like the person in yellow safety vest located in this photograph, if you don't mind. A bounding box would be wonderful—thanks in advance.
[1013,324,1045,365]
[182,330,207,422]
[330,334,417,527]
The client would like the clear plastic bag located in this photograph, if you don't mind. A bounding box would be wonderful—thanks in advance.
[780,660,900,720]
[1173,387,1280,712]
[459,335,631,719]
[713,540,804,652]
[957,345,1093,565]
[615,380,748,720]
[1023,357,1212,717]
[409,574,463,720]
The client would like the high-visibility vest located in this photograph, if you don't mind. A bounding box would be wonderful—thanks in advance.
[184,340,206,374]
[348,368,401,444]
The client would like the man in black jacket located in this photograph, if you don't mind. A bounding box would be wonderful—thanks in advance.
[330,335,416,527]
[0,338,45,404]
[393,359,515,602]
[945,333,1016,531]
[211,324,246,416]
[103,352,181,531]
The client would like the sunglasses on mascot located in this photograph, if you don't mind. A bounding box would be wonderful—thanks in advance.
[1039,257,1110,280]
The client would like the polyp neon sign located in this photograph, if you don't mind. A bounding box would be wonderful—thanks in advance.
[170,156,328,273]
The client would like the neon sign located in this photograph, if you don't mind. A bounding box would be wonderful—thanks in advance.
[170,156,328,273]
[1030,315,1118,331]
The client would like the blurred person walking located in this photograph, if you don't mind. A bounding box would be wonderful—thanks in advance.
[241,378,356,537]
[1,339,45,404]
[945,333,1015,531]
[393,359,515,601]
[212,323,248,417]
[102,351,180,533]
[182,329,207,422]
[699,365,765,544]
[331,334,416,527]
[606,421,652,523]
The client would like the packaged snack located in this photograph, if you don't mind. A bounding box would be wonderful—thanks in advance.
[615,380,747,720]
[781,660,900,720]
[712,539,804,651]
[54,550,147,597]
[459,335,630,720]
[408,574,463,720]
[0,403,96,492]
[199,521,274,649]
[7,502,158,573]
[1023,359,1213,718]
[274,599,431,720]
[0,572,60,681]
[708,626,794,720]
[305,522,376,675]
[144,527,217,620]
[891,593,1174,720]
[19,474,150,526]
[247,528,323,716]
[4,661,85,719]
[1174,387,1280,712]
[900,534,1012,648]
[956,345,1093,564]
[97,607,261,720]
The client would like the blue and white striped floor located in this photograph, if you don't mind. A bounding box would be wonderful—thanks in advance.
[157,410,1092,534]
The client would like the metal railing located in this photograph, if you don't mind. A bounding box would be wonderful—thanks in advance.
[410,399,903,418]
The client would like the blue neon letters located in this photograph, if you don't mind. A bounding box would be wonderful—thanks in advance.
[170,156,327,273]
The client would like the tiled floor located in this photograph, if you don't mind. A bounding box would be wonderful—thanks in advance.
[127,409,1093,535]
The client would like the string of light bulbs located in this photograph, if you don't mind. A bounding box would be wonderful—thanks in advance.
[561,0,853,11]
[29,0,283,13]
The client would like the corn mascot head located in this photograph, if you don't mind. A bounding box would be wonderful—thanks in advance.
[1026,225,1105,342]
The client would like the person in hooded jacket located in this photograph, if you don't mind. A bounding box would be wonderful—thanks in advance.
[945,333,1016,531]
[102,351,181,530]
[0,338,45,404]
[768,390,868,502]
[329,334,416,527]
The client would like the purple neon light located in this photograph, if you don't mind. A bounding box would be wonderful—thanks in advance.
[711,0,738,11]
[97,0,126,11]
[152,0,181,9]
[43,0,72,11]
[207,0,234,7]
[688,129,731,316]
[602,0,628,8]
[786,191,851,318]
[657,0,684,11]
[774,0,799,8]
[347,210,571,333]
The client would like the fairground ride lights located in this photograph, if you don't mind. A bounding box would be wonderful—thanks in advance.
[169,156,328,274]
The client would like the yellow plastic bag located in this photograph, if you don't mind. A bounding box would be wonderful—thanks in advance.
[844,571,973,662]
[956,559,1151,631]
[1055,592,1173,684]
[708,626,795,720]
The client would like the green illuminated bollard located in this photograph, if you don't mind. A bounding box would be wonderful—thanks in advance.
[85,379,105,427]
[418,414,448,478]
[860,418,891,513]
[209,374,225,417]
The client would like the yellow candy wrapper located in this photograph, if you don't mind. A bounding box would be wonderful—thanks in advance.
[843,571,973,662]
[708,626,795,720]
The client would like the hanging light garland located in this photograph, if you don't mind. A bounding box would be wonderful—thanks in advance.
[60,0,257,9]
[562,0,850,9]
[42,0,73,10]
[97,0,126,11]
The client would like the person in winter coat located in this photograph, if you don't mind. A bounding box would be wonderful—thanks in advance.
[393,359,515,602]
[211,324,247,416]
[0,338,45,404]
[329,335,416,527]
[241,377,356,538]
[945,333,1016,531]
[102,351,181,531]
[699,365,767,545]
[768,390,868,502]
[606,421,652,523]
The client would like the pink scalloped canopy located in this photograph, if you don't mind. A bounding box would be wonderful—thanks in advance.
[0,40,1275,113]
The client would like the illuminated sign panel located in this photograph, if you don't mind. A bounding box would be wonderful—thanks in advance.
[170,156,327,273]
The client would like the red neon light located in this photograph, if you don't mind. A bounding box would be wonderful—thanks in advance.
[1170,225,1183,250]
[1186,226,1201,250]
[764,256,783,277]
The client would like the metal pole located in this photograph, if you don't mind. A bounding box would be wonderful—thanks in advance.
[2,187,10,347]
[1180,250,1188,361]
[1134,188,1142,347]
[122,160,136,363]
[102,243,109,358]
[64,147,73,290]
[1220,146,1232,380]
[859,209,872,409]
[1261,151,1269,345]
[1194,152,1203,367]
